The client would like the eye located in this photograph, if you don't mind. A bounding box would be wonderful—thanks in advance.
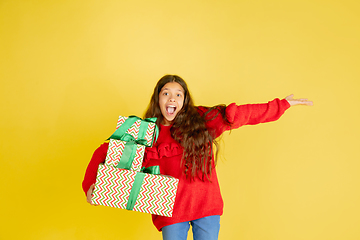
[177,93,182,97]
[163,92,169,96]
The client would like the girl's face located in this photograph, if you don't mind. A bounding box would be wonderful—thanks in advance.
[158,82,185,125]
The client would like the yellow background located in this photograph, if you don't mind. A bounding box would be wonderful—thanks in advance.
[1,0,359,239]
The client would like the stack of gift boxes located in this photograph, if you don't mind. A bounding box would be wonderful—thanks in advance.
[91,116,179,217]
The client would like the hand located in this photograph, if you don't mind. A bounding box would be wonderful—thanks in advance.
[86,184,98,206]
[285,94,313,106]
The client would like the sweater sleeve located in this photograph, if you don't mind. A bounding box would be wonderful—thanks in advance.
[198,98,291,138]
[81,142,109,195]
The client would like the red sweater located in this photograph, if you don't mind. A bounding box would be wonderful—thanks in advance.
[82,98,290,231]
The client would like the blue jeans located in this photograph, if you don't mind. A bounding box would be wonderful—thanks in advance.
[162,215,220,240]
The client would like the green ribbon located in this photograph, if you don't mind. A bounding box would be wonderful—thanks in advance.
[125,166,160,211]
[141,165,160,175]
[108,116,159,146]
[114,134,147,170]
[126,172,145,210]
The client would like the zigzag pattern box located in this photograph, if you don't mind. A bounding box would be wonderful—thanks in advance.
[92,164,179,217]
[116,116,157,147]
[105,139,145,172]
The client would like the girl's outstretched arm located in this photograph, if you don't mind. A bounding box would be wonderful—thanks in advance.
[200,95,312,138]
[285,94,313,106]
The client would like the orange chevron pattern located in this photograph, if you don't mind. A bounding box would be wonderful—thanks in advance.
[105,139,145,171]
[126,120,141,139]
[92,165,136,209]
[132,145,145,172]
[105,139,126,167]
[116,116,127,130]
[91,165,179,217]
[144,123,156,146]
[133,174,178,217]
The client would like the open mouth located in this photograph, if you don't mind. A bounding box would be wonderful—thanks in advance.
[166,106,176,115]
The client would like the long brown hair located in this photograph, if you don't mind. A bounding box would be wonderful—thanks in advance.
[144,75,230,180]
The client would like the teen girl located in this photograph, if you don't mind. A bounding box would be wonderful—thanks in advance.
[82,75,313,240]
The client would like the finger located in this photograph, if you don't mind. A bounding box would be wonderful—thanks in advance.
[89,184,95,193]
[293,98,310,103]
[87,184,96,204]
[299,99,312,104]
[87,196,97,205]
[298,101,313,106]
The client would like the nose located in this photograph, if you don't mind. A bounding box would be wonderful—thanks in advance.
[168,94,175,102]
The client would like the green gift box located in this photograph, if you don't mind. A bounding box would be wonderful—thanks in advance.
[105,139,145,172]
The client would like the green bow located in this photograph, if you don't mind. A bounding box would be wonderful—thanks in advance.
[115,134,146,170]
[108,116,159,147]
[140,165,160,175]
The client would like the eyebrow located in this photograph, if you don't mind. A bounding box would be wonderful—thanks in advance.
[161,88,184,92]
